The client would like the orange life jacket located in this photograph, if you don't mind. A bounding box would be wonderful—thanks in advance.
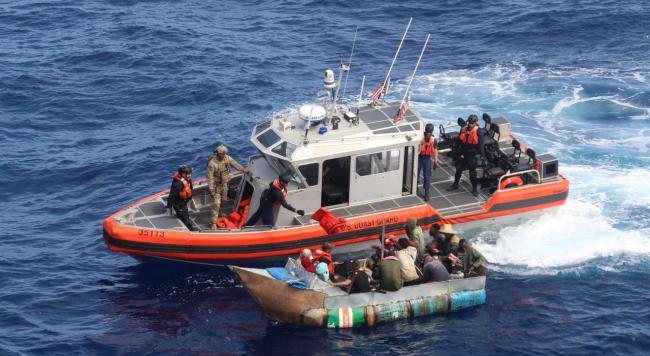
[174,173,193,200]
[419,137,436,156]
[312,250,334,274]
[500,175,524,189]
[460,126,479,145]
[271,179,287,206]
[311,207,349,234]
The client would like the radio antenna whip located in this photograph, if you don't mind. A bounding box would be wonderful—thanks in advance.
[342,26,358,98]
[382,17,412,102]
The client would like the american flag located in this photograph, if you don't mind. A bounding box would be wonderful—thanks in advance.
[394,96,410,123]
[371,83,385,105]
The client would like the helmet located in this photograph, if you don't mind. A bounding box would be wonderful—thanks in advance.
[279,173,292,184]
[467,114,479,124]
[424,123,434,133]
[214,145,228,154]
[178,165,193,175]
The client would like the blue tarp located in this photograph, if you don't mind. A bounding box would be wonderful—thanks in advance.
[266,267,307,289]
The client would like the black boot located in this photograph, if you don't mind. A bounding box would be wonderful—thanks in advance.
[446,183,459,191]
[471,186,479,197]
[424,189,430,201]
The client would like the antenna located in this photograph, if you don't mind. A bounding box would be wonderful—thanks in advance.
[358,75,366,106]
[342,26,358,98]
[332,54,346,115]
[382,17,412,102]
[398,33,430,114]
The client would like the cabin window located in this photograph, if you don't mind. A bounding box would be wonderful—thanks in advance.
[355,149,401,176]
[298,163,319,186]
[271,141,296,158]
[255,120,271,134]
[257,129,281,148]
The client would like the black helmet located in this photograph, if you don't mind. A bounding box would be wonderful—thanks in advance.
[279,173,291,184]
[424,123,434,133]
[467,114,478,124]
[178,165,193,174]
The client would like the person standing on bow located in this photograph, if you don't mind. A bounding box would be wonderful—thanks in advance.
[448,114,483,197]
[245,173,305,227]
[418,130,438,201]
[167,165,198,231]
[207,144,247,229]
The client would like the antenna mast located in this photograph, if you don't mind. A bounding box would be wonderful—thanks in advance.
[398,33,430,111]
[342,26,358,98]
[382,17,412,102]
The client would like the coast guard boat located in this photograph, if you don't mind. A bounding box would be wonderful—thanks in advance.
[103,25,569,266]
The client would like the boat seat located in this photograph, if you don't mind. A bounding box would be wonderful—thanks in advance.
[482,122,500,147]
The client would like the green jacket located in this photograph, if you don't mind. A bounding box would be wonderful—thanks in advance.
[409,226,426,257]
[379,258,403,291]
[463,245,486,273]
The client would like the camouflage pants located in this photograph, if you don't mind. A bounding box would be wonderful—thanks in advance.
[211,184,228,226]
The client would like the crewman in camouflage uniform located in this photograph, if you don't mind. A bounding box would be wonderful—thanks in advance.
[207,144,246,228]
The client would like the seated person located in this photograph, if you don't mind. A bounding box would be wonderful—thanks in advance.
[331,260,373,294]
[315,256,330,282]
[372,252,403,292]
[395,238,421,286]
[405,217,426,258]
[458,239,488,277]
[299,248,315,273]
[422,255,451,282]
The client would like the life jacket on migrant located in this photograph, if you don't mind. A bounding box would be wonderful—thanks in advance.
[419,137,436,156]
[174,173,193,200]
[312,249,334,274]
[500,175,524,189]
[459,125,479,145]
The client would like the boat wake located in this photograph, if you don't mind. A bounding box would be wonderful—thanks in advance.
[472,164,650,275]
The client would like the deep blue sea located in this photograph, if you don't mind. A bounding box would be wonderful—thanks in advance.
[2,0,650,354]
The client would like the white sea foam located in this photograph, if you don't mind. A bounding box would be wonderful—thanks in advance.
[473,199,650,272]
[470,164,650,274]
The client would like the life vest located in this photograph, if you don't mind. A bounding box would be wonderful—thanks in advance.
[500,175,524,189]
[459,125,479,145]
[174,173,193,200]
[215,198,251,229]
[419,137,436,156]
[270,179,288,206]
[311,207,350,234]
[312,250,334,274]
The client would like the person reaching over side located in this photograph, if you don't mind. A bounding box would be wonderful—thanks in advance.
[245,173,305,226]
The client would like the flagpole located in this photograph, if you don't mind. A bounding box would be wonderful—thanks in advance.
[398,33,430,112]
[382,17,412,102]
[342,26,358,98]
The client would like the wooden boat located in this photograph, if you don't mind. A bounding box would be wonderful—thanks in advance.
[230,258,486,328]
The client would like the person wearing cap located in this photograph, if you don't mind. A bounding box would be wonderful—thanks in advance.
[438,224,461,273]
[458,239,488,277]
[447,114,484,197]
[245,174,305,227]
[418,130,438,201]
[207,144,247,229]
[166,165,198,231]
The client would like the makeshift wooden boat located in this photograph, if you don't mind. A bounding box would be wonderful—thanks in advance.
[230,258,486,328]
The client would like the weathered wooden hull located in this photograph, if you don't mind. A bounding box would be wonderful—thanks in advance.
[230,265,486,328]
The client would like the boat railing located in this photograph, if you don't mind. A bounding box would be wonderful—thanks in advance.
[497,168,541,192]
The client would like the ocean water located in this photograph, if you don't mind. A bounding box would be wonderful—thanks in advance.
[1,0,650,354]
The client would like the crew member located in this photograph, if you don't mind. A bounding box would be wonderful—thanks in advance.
[418,130,438,201]
[245,174,305,227]
[207,144,247,229]
[447,114,483,197]
[167,165,198,231]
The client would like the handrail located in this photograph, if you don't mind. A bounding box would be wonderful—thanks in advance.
[496,168,540,192]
